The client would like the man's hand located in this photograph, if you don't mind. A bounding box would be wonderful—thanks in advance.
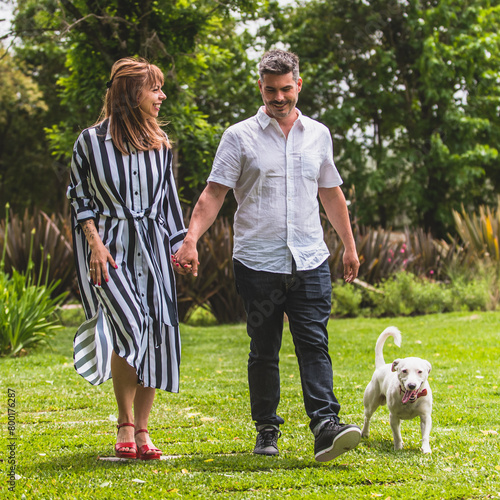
[343,248,360,283]
[172,239,200,277]
[171,182,230,278]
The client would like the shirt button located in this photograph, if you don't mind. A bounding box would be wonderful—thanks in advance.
[138,273,142,277]
[133,171,137,175]
[135,191,138,195]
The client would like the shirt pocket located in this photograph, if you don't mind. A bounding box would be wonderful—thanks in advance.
[301,153,322,181]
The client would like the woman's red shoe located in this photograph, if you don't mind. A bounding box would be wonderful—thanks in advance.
[135,429,162,460]
[115,422,137,459]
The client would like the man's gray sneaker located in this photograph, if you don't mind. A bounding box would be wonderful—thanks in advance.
[253,426,281,456]
[314,421,361,462]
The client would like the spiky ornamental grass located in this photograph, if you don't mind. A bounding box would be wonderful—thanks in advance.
[0,205,67,356]
[1,309,499,499]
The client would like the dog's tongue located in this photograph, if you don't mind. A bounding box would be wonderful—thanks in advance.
[402,390,418,404]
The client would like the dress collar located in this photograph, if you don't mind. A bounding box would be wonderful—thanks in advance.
[95,118,112,142]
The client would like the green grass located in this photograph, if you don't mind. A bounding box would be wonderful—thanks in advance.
[1,309,500,499]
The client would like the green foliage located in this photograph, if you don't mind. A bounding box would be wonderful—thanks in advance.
[0,48,67,213]
[0,206,76,298]
[0,208,67,356]
[5,0,500,234]
[370,272,455,317]
[260,0,500,236]
[331,279,363,318]
[0,267,66,356]
[9,0,264,210]
[453,197,500,261]
[325,221,461,284]
[331,270,495,319]
[2,309,500,498]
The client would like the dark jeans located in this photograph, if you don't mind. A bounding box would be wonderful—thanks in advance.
[233,259,341,432]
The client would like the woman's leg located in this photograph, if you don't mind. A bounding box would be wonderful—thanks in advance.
[111,351,159,456]
[111,351,139,453]
[134,386,160,455]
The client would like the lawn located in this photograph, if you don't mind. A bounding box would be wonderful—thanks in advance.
[1,308,499,499]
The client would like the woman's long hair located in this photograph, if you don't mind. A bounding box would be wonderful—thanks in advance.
[97,57,170,154]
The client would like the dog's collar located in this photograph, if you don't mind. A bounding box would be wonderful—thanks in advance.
[400,387,428,400]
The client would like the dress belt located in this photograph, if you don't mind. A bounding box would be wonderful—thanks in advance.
[124,208,178,347]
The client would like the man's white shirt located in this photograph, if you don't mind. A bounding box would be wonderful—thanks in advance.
[208,106,343,273]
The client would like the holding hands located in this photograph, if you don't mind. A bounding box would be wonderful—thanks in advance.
[171,240,199,276]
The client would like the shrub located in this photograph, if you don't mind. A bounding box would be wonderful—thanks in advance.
[448,274,494,312]
[0,268,67,356]
[453,199,500,260]
[324,221,407,283]
[402,227,463,281]
[370,272,454,317]
[324,221,462,284]
[0,205,75,299]
[331,269,496,319]
[0,211,67,356]
[331,279,364,317]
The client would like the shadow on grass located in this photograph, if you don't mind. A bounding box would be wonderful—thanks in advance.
[27,449,357,476]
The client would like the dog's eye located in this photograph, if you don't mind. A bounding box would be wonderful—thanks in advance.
[418,370,423,374]
[402,370,408,374]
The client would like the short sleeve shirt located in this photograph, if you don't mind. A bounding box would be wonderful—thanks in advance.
[208,107,343,273]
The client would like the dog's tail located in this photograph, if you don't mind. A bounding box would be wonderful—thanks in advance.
[375,326,401,369]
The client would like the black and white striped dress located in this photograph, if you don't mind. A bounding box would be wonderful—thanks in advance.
[67,119,187,392]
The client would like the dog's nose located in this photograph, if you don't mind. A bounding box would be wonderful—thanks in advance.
[407,383,417,390]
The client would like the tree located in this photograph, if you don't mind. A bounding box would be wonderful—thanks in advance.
[5,0,263,212]
[259,0,500,236]
[0,49,67,212]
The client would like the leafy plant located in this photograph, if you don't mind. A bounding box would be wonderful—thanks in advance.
[331,279,363,317]
[331,269,496,319]
[0,206,76,298]
[453,198,500,261]
[324,221,406,283]
[369,272,454,317]
[0,208,67,356]
[402,227,463,281]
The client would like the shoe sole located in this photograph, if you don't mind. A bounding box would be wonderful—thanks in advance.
[314,427,361,462]
[253,449,279,456]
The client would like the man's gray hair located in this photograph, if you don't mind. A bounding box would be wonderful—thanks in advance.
[258,50,300,82]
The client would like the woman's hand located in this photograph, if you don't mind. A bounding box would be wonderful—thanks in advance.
[81,219,117,286]
[171,254,197,275]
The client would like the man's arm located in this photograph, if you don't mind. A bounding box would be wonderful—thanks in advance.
[173,181,231,276]
[318,186,359,283]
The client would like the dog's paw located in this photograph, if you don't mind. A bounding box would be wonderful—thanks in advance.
[421,446,432,454]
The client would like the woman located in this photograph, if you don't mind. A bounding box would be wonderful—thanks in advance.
[67,57,190,460]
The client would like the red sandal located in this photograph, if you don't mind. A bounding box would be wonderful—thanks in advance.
[135,429,162,460]
[115,423,137,459]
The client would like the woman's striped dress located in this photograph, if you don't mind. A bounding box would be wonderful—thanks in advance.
[67,119,187,392]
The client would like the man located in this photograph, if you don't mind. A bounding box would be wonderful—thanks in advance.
[174,49,361,462]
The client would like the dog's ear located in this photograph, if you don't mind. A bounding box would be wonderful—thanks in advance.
[425,360,432,374]
[391,359,401,372]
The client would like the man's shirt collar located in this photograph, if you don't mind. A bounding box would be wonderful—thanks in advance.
[256,106,304,130]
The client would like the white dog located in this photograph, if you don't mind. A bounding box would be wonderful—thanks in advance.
[361,326,433,453]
